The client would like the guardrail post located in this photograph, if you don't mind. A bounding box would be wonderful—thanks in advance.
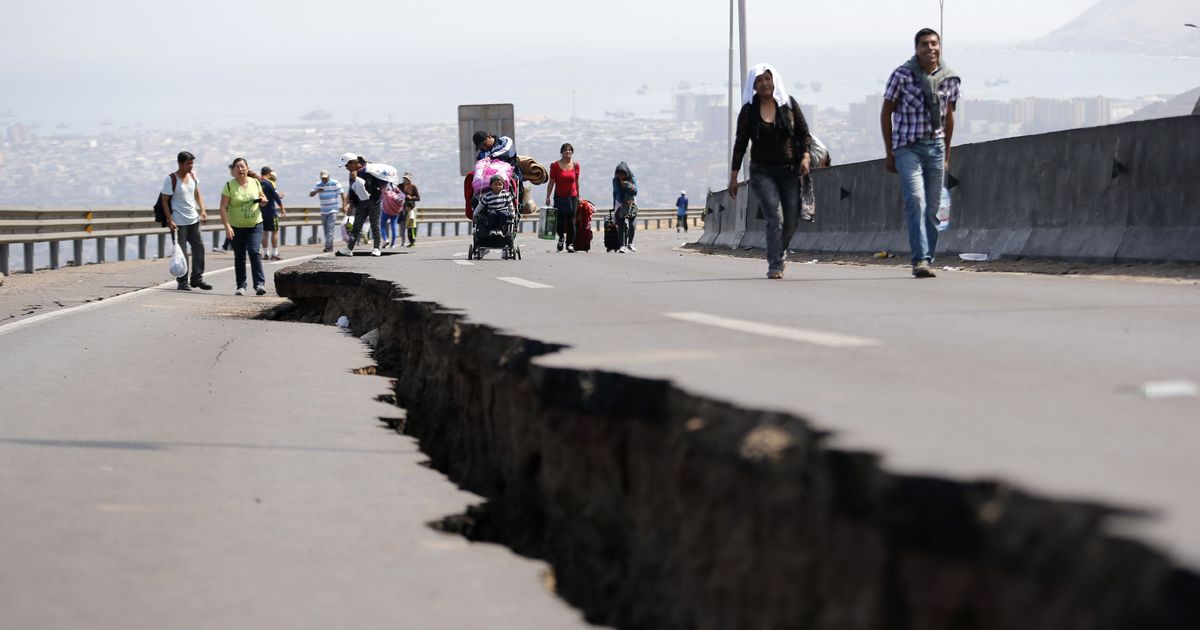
[157,234,166,258]
[211,231,219,250]
[117,236,127,261]
[24,243,35,273]
[0,244,8,276]
[96,238,106,264]
[454,222,460,236]
[73,240,84,267]
[310,226,318,244]
[49,242,61,269]
[280,228,287,246]
[138,235,147,259]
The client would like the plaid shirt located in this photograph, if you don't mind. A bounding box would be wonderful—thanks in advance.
[883,64,961,150]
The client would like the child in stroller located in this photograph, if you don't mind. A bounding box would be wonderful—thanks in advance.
[469,174,522,260]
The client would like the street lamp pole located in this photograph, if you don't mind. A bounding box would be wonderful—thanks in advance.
[729,0,735,173]
[940,0,945,43]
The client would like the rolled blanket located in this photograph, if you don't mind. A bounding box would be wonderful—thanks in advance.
[516,155,548,185]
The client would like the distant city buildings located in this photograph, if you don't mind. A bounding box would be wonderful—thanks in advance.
[0,93,1167,208]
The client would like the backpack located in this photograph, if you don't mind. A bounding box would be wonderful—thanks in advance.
[153,173,178,227]
[381,184,406,216]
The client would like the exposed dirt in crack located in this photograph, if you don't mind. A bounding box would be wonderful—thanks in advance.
[272,264,1200,630]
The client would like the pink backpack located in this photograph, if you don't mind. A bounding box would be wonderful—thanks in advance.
[381,185,406,216]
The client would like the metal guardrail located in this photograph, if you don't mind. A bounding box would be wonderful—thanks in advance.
[0,206,703,275]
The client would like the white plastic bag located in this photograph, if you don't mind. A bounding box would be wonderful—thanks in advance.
[936,186,951,231]
[168,233,188,278]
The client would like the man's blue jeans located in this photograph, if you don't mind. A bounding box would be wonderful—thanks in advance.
[895,138,945,264]
[321,212,337,250]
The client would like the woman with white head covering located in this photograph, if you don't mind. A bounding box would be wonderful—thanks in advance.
[729,63,812,279]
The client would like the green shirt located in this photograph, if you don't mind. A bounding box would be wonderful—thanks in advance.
[223,178,264,228]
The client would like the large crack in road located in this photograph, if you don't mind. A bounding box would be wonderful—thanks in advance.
[272,264,1200,630]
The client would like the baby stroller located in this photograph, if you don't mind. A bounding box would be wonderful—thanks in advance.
[466,160,522,261]
[468,206,521,260]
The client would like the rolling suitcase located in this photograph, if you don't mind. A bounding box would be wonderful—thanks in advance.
[574,199,595,252]
[603,213,621,252]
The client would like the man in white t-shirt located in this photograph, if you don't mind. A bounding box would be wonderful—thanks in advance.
[159,150,211,290]
[308,170,345,252]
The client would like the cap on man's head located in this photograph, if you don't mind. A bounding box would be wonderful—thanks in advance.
[338,152,358,167]
[680,190,686,195]
[319,170,330,177]
[471,131,489,148]
[402,172,413,182]
[260,166,273,176]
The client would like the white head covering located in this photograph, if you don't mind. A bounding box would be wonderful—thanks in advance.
[741,63,790,107]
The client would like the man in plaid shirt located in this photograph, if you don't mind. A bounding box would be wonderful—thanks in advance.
[881,28,960,278]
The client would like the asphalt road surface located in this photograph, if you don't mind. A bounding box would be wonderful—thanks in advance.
[0,246,594,629]
[1,228,1198,627]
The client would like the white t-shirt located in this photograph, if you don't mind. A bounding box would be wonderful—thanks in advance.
[161,172,199,226]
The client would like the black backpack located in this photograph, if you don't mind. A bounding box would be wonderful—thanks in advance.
[153,173,178,227]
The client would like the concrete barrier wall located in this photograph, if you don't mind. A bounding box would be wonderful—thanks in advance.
[713,115,1200,262]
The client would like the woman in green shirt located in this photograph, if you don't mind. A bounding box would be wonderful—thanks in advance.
[219,157,268,296]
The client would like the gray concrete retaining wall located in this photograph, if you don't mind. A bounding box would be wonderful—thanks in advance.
[703,115,1200,262]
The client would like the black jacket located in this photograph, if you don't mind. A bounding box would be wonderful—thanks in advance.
[731,95,811,171]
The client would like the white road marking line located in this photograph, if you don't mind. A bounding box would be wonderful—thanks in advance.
[665,312,880,348]
[0,257,314,337]
[452,252,467,257]
[0,281,173,337]
[266,253,323,266]
[497,277,553,289]
[1141,380,1199,400]
[454,260,475,266]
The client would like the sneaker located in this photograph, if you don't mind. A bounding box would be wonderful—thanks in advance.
[767,270,784,279]
[912,260,936,278]
[336,248,353,257]
[627,244,638,252]
[567,244,575,253]
[255,285,267,296]
[617,247,627,253]
[407,242,415,248]
[191,280,213,291]
[322,247,333,253]
[371,247,382,257]
[176,282,192,291]
[235,287,246,296]
[270,255,282,261]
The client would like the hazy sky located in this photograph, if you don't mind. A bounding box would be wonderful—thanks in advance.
[0,0,1138,127]
[3,0,1099,64]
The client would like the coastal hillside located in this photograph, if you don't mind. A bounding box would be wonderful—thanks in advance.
[1028,0,1200,56]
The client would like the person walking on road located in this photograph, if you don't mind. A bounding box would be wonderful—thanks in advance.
[401,172,420,247]
[309,169,345,252]
[219,157,268,296]
[675,191,689,233]
[159,151,212,290]
[257,166,286,260]
[545,143,581,253]
[729,63,812,280]
[881,28,960,279]
[336,153,387,257]
[612,162,639,253]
